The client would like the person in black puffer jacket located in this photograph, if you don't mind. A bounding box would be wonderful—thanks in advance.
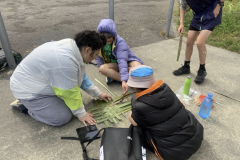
[127,65,204,160]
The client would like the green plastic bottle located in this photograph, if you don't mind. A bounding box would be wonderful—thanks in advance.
[183,75,191,96]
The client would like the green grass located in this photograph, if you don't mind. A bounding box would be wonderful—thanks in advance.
[174,0,240,53]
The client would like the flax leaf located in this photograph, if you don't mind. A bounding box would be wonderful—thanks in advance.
[114,114,122,120]
[97,118,108,123]
[108,117,114,123]
[115,101,131,108]
[104,121,110,127]
[206,88,240,102]
[95,79,117,97]
[113,118,119,124]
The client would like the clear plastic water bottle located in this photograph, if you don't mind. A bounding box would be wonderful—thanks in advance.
[199,93,213,119]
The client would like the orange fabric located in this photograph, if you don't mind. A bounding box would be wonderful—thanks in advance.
[136,80,163,99]
[151,139,164,160]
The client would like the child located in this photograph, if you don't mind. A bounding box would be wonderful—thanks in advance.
[173,0,225,83]
[127,65,203,160]
[96,19,143,94]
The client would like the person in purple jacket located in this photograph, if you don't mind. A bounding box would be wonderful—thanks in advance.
[173,0,225,83]
[96,19,144,94]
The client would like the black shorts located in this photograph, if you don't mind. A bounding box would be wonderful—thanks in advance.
[189,25,215,31]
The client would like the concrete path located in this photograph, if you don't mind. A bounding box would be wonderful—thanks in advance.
[1,37,240,160]
[1,0,240,160]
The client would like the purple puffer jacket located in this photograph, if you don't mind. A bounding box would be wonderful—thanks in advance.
[96,19,143,82]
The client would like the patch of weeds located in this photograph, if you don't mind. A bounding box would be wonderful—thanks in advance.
[228,45,240,52]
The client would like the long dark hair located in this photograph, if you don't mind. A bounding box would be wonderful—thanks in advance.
[74,30,106,53]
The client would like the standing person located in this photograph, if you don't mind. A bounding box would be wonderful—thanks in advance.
[96,19,143,94]
[10,30,112,126]
[173,0,225,83]
[127,65,204,160]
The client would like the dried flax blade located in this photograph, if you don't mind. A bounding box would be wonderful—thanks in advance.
[95,78,117,97]
[104,121,110,127]
[177,33,183,61]
[206,88,240,102]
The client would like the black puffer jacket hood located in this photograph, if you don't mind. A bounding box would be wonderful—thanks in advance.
[131,80,203,160]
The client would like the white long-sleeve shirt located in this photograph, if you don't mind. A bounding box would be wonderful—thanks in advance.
[10,39,101,118]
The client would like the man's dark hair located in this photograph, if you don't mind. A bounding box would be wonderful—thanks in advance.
[74,30,106,52]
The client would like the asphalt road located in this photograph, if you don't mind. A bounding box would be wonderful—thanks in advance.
[0,0,175,57]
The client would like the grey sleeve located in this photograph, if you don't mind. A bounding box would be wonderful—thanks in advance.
[180,0,187,10]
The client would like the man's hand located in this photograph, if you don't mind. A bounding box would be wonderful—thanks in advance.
[78,112,96,126]
[178,24,184,33]
[122,81,129,95]
[99,93,112,102]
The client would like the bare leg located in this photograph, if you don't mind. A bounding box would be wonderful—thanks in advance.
[173,31,199,75]
[99,61,141,82]
[185,30,199,61]
[196,30,212,65]
[128,61,141,70]
[194,30,212,83]
[99,63,121,81]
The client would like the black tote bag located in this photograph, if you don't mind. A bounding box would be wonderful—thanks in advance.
[99,126,146,160]
[61,125,146,160]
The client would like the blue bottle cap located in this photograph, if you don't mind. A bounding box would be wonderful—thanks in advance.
[207,93,213,98]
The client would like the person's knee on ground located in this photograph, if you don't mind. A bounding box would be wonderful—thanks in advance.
[46,112,72,127]
[20,96,73,127]
[51,111,72,126]
[41,103,73,126]
[27,108,72,127]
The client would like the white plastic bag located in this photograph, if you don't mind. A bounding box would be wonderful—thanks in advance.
[175,86,200,105]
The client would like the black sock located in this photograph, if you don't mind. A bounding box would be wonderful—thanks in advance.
[184,61,190,69]
[199,64,206,71]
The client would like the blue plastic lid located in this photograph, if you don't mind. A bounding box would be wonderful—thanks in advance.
[207,93,213,98]
[130,67,153,77]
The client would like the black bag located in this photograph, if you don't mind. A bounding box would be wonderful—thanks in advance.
[0,47,22,69]
[61,125,146,160]
[99,125,146,160]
